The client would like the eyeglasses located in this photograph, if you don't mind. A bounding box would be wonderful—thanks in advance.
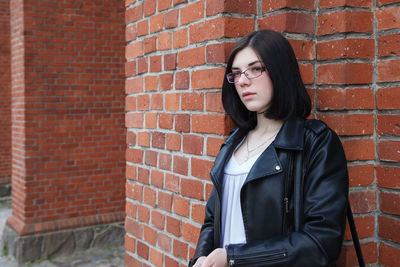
[226,66,267,83]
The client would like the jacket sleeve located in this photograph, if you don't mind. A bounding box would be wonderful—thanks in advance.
[188,188,218,267]
[226,127,349,267]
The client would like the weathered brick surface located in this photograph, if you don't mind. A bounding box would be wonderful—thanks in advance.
[123,1,400,266]
[7,0,126,237]
[0,0,11,186]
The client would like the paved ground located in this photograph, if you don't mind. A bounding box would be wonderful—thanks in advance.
[0,198,125,267]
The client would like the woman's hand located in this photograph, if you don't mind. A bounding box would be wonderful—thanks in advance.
[193,256,206,267]
[197,248,228,267]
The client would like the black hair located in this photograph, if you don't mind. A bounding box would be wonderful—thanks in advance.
[221,30,311,129]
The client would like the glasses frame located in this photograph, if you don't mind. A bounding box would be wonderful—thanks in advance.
[226,66,267,84]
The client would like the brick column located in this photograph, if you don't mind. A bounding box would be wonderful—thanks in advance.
[124,0,400,266]
[0,0,11,192]
[5,0,126,263]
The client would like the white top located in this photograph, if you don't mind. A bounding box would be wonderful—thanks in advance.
[221,144,261,248]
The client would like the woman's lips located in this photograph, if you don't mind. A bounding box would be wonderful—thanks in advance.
[242,91,256,99]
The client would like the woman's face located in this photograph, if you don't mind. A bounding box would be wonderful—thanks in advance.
[231,47,273,113]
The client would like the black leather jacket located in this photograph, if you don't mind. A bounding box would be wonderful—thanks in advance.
[189,117,348,267]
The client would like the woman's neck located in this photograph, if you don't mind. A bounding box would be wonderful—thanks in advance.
[250,113,283,137]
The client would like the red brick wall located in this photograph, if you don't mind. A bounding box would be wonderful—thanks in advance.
[124,0,400,266]
[8,0,126,235]
[0,0,11,185]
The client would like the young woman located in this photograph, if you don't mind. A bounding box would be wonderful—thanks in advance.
[189,30,348,267]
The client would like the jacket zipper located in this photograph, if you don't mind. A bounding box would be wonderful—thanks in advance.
[228,250,287,266]
[282,152,293,234]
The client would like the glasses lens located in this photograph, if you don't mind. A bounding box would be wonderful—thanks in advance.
[226,73,236,83]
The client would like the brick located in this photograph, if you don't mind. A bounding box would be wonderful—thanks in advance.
[379,33,400,56]
[175,71,189,89]
[158,232,172,252]
[159,113,173,129]
[342,139,375,161]
[207,137,225,157]
[377,87,400,109]
[158,32,172,51]
[152,131,165,149]
[192,114,232,135]
[182,135,204,155]
[127,130,137,146]
[206,92,224,113]
[182,222,200,244]
[164,53,176,70]
[288,39,315,61]
[377,115,400,136]
[376,6,400,30]
[317,114,374,136]
[174,0,188,5]
[173,155,188,176]
[125,234,135,253]
[191,158,213,180]
[125,201,137,218]
[263,0,316,11]
[166,133,181,151]
[258,12,314,34]
[343,215,375,240]
[317,63,373,84]
[150,13,163,33]
[150,248,163,267]
[137,95,149,111]
[151,210,165,230]
[126,24,136,41]
[378,59,400,82]
[317,88,374,110]
[317,10,373,36]
[349,190,377,213]
[151,170,164,188]
[144,0,156,16]
[137,19,149,36]
[126,5,143,24]
[381,191,400,216]
[126,41,143,59]
[150,55,162,72]
[125,217,143,238]
[379,215,400,243]
[378,140,400,162]
[159,73,173,91]
[299,63,314,84]
[177,46,205,69]
[377,166,400,189]
[182,92,204,111]
[379,243,400,267]
[167,216,181,237]
[175,114,190,132]
[126,96,137,111]
[138,131,150,147]
[145,150,157,167]
[319,0,373,8]
[138,167,150,184]
[191,68,226,89]
[173,239,188,259]
[126,77,143,94]
[158,191,173,212]
[159,153,172,171]
[145,112,157,129]
[173,195,190,217]
[191,202,206,224]
[180,0,204,25]
[127,164,138,181]
[181,178,203,200]
[207,0,257,15]
[165,173,179,193]
[138,205,150,223]
[173,28,188,49]
[337,242,377,266]
[165,93,180,111]
[206,43,235,64]
[144,36,156,54]
[126,61,136,76]
[137,57,149,74]
[137,241,149,259]
[150,93,163,110]
[165,256,179,267]
[126,148,144,164]
[317,38,375,60]
[348,164,374,187]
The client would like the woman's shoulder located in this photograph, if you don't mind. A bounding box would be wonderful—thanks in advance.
[304,119,328,135]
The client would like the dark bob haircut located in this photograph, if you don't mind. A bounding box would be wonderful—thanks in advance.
[222,30,311,129]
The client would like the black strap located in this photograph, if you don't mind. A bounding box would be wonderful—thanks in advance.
[346,202,365,267]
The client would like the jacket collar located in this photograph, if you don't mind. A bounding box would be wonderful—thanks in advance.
[210,117,305,193]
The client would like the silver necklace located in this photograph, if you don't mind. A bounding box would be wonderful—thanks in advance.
[245,132,278,161]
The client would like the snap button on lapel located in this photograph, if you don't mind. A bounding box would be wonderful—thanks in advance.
[275,165,281,171]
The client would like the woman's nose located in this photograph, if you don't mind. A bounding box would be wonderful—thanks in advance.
[237,73,250,86]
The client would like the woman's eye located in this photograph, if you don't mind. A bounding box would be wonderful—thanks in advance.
[251,66,262,72]
[232,72,241,77]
